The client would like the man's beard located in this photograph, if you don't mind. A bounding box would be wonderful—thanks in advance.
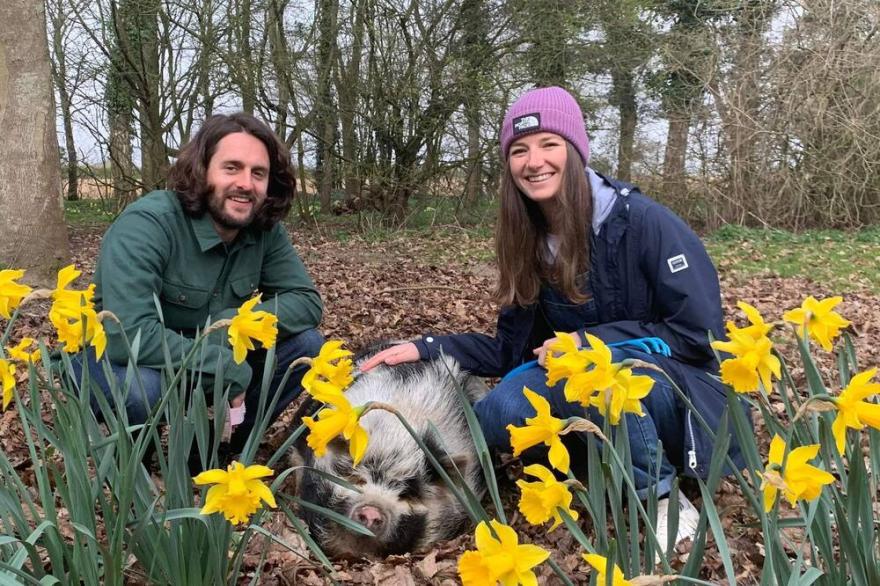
[207,187,261,229]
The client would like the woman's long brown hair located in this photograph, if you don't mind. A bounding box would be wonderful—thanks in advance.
[494,142,592,306]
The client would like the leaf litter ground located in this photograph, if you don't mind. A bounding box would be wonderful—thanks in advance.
[3,223,879,585]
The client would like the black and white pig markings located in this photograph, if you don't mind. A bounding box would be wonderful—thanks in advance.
[290,352,488,558]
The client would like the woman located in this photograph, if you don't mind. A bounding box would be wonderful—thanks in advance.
[361,86,745,550]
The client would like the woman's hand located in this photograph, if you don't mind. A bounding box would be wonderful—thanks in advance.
[359,342,420,372]
[532,332,581,366]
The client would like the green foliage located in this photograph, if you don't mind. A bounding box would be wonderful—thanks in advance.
[0,312,332,584]
[63,199,118,226]
[706,225,880,293]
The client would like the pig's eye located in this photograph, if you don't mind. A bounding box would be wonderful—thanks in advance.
[398,476,423,500]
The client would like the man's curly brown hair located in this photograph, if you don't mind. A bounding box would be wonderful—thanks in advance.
[167,112,295,230]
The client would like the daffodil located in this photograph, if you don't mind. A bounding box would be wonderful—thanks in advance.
[545,332,590,386]
[193,460,276,525]
[48,265,106,357]
[49,299,106,358]
[830,368,880,453]
[6,338,40,364]
[1,359,16,410]
[302,340,354,398]
[302,392,369,465]
[0,269,32,319]
[582,553,632,586]
[729,301,774,338]
[588,367,654,425]
[516,464,578,530]
[783,296,851,351]
[761,434,835,512]
[712,330,780,393]
[52,264,95,307]
[507,387,570,473]
[228,295,278,364]
[558,334,617,406]
[458,519,549,586]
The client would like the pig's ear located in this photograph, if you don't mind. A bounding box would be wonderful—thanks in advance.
[423,431,469,484]
[461,375,489,403]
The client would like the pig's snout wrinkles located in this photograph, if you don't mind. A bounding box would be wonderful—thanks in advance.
[353,504,385,532]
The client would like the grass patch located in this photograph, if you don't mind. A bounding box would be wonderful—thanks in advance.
[64,198,119,225]
[705,224,880,293]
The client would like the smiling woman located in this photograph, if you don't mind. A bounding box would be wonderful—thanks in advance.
[361,85,745,554]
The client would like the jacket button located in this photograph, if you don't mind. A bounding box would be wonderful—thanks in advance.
[178,294,186,301]
[426,336,434,343]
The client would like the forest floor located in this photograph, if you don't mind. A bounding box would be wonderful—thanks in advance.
[3,218,880,584]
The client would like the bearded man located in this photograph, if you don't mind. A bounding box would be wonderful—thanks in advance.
[73,113,323,455]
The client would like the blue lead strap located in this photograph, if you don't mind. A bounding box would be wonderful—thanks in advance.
[499,336,671,384]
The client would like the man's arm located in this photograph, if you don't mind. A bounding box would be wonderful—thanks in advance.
[252,225,322,336]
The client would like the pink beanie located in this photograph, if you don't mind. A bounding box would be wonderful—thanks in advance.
[499,86,590,165]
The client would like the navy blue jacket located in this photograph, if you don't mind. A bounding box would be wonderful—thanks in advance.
[414,174,747,478]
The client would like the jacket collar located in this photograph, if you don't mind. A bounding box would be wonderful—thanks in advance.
[190,212,256,252]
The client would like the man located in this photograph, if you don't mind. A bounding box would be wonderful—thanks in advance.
[74,113,323,455]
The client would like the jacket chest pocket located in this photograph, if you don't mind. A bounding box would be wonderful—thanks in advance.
[160,280,211,329]
[230,274,260,301]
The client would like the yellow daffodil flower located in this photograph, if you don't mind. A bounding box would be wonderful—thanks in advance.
[1,359,16,410]
[588,367,654,425]
[582,553,632,586]
[712,330,780,393]
[302,340,354,398]
[458,519,549,586]
[516,464,578,531]
[193,460,276,525]
[559,334,617,406]
[302,392,369,465]
[49,299,106,358]
[782,295,851,351]
[6,338,41,364]
[48,265,106,358]
[729,301,774,338]
[762,434,834,512]
[545,332,590,386]
[0,269,32,319]
[831,368,880,453]
[507,387,570,473]
[228,295,278,364]
[52,264,95,307]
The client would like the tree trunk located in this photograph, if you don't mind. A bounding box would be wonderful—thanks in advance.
[48,0,78,201]
[0,0,69,284]
[612,69,637,182]
[315,0,339,212]
[336,0,366,204]
[135,0,167,192]
[663,111,690,196]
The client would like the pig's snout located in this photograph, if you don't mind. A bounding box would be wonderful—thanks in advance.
[353,505,386,532]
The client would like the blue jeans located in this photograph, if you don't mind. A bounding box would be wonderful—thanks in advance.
[70,328,324,450]
[474,348,680,499]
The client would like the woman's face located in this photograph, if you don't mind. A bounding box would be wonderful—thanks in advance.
[508,132,568,209]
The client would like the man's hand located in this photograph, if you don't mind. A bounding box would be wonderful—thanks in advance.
[532,332,581,366]
[359,342,420,372]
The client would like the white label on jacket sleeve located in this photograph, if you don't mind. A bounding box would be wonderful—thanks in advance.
[667,254,689,273]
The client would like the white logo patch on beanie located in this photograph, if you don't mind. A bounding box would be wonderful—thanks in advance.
[513,113,541,135]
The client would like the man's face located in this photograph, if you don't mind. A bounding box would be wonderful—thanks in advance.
[205,132,270,239]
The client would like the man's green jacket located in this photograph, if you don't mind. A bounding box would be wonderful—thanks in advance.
[94,190,323,395]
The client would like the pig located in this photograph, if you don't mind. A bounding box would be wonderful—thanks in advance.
[289,349,488,558]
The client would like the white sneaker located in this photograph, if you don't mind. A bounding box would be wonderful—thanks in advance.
[655,489,700,559]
